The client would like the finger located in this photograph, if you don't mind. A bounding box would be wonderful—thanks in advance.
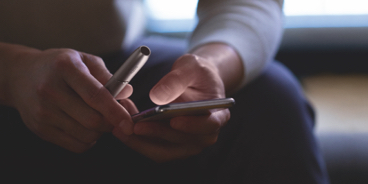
[134,121,218,146]
[113,128,202,163]
[43,83,113,132]
[60,55,134,135]
[34,102,103,143]
[115,84,133,100]
[81,53,134,99]
[149,69,193,105]
[79,53,111,85]
[170,109,231,134]
[149,54,203,105]
[119,99,139,115]
[149,54,214,105]
[32,123,95,153]
[52,111,103,144]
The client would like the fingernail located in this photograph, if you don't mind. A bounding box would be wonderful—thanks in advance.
[119,120,133,135]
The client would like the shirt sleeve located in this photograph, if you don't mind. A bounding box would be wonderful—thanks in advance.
[189,0,284,87]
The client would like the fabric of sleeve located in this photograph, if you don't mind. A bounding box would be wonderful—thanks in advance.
[188,0,284,87]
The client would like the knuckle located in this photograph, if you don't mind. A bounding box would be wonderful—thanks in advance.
[182,54,217,76]
[36,82,57,100]
[83,54,105,68]
[196,62,213,75]
[173,54,198,68]
[170,69,183,79]
[181,54,205,67]
[53,50,76,70]
[93,56,105,65]
[181,53,198,61]
[85,87,103,104]
[52,49,88,73]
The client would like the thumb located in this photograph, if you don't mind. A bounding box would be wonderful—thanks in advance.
[149,69,194,105]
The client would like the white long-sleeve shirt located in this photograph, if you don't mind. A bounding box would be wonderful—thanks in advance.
[0,0,284,85]
[190,0,284,85]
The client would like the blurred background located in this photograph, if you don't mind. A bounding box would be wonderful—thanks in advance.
[141,0,368,183]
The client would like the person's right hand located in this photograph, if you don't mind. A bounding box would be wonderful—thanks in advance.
[5,47,134,153]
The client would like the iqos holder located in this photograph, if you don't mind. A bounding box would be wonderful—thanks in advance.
[105,46,151,97]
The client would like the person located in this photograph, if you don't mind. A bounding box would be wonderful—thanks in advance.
[0,0,329,183]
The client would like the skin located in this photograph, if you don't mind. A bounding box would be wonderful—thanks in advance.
[0,42,134,153]
[113,43,244,163]
[0,42,244,162]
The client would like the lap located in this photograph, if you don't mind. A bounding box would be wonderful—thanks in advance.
[0,36,328,183]
[197,62,328,183]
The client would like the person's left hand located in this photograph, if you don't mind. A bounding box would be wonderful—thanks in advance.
[113,54,231,163]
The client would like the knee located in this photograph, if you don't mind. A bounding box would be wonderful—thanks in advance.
[232,61,315,127]
[236,62,305,101]
[250,62,306,102]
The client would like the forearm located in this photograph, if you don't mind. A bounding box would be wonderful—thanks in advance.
[191,0,284,86]
[0,42,40,106]
[190,43,243,95]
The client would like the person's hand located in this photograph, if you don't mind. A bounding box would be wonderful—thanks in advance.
[6,47,134,153]
[113,53,231,163]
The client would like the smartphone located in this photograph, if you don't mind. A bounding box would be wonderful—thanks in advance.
[131,98,235,123]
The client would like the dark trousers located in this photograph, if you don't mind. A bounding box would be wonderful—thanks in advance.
[1,36,329,183]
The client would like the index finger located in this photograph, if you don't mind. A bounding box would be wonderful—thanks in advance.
[61,54,134,134]
[81,52,133,99]
[149,54,202,105]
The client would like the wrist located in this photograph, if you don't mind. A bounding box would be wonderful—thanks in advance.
[0,42,41,106]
